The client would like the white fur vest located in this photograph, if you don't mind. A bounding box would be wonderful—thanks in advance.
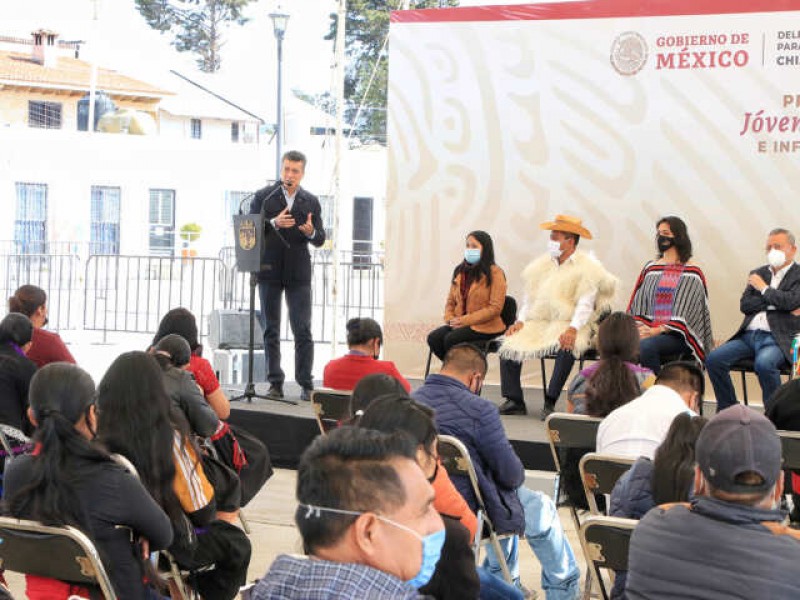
[499,251,617,361]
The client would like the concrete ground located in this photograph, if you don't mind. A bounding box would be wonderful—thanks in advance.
[5,468,587,598]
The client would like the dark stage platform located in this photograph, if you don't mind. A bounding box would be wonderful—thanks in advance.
[226,380,557,471]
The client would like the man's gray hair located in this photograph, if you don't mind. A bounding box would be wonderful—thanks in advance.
[769,228,796,246]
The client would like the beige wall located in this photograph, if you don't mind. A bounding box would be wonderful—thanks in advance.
[386,11,800,383]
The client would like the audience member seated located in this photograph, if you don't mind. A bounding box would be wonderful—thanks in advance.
[706,228,800,412]
[0,313,37,435]
[626,405,800,599]
[356,395,482,600]
[351,373,410,418]
[358,394,528,600]
[8,284,76,368]
[154,310,272,506]
[498,214,617,419]
[153,307,230,419]
[252,427,444,599]
[427,230,507,361]
[765,378,800,523]
[2,363,172,599]
[608,413,707,598]
[563,312,653,510]
[627,216,713,374]
[152,334,220,438]
[323,317,411,392]
[567,312,653,416]
[596,361,702,460]
[97,351,251,600]
[413,343,581,600]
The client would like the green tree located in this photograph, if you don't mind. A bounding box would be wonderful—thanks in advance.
[135,0,253,72]
[327,0,459,143]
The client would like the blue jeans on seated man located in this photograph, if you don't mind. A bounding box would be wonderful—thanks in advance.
[484,486,581,600]
[706,329,788,411]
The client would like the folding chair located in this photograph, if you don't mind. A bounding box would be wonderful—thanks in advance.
[731,358,792,406]
[579,516,637,600]
[579,453,635,516]
[0,516,118,599]
[424,296,517,379]
[437,434,514,584]
[311,389,352,434]
[545,413,602,530]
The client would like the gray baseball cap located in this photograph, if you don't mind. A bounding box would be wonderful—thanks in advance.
[695,404,782,495]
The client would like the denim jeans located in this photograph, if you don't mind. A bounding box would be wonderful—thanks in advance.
[638,332,690,375]
[478,566,525,600]
[706,329,788,411]
[484,487,581,600]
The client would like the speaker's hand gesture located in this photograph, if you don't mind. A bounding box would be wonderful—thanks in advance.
[298,212,315,236]
[274,207,295,228]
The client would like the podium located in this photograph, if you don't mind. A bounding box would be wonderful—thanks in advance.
[229,208,296,405]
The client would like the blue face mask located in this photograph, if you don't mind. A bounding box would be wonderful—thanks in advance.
[300,503,445,589]
[464,248,481,265]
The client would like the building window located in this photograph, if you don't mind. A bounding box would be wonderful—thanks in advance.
[14,183,48,254]
[28,101,62,129]
[353,196,374,267]
[190,118,202,139]
[231,122,240,143]
[149,189,175,256]
[90,186,121,254]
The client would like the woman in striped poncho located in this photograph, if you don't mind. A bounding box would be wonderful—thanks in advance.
[627,216,714,374]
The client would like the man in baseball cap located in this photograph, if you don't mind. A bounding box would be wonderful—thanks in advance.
[626,405,800,599]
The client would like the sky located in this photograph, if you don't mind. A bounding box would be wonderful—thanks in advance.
[2,0,528,115]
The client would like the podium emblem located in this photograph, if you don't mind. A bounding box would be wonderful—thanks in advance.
[238,219,257,251]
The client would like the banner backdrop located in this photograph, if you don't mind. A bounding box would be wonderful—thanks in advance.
[385,0,800,381]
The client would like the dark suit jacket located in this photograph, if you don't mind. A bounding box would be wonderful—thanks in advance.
[734,262,800,362]
[249,182,326,284]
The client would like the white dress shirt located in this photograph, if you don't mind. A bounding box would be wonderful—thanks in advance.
[596,385,695,460]
[747,262,793,332]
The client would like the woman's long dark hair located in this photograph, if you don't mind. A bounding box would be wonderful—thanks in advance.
[652,413,707,504]
[585,312,641,418]
[8,284,46,318]
[5,363,109,528]
[0,312,33,346]
[152,307,201,355]
[451,230,496,288]
[657,216,693,264]
[96,351,192,523]
[357,395,437,454]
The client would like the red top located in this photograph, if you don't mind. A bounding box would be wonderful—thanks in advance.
[188,355,221,396]
[24,576,90,599]
[26,328,76,368]
[323,353,411,393]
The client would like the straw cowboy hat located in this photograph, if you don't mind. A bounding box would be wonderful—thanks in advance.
[540,214,593,240]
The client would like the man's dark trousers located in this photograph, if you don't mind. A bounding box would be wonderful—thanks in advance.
[259,280,313,390]
[500,350,576,408]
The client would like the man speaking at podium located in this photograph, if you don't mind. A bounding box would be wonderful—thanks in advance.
[250,150,326,402]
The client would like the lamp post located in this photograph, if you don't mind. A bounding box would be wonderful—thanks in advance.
[269,10,290,179]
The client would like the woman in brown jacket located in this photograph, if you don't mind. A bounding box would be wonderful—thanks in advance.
[427,230,507,360]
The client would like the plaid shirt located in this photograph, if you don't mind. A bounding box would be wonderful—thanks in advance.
[252,554,428,600]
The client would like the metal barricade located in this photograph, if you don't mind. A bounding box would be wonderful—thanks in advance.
[0,254,82,330]
[83,255,226,337]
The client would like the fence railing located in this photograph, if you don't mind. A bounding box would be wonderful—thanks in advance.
[0,246,384,345]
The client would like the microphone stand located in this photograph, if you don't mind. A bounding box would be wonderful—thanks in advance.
[231,182,296,405]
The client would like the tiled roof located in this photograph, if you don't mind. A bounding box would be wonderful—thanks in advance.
[0,50,170,98]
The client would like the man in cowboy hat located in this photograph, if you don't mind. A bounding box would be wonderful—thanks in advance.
[498,214,617,419]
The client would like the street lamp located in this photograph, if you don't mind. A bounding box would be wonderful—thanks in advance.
[269,10,290,179]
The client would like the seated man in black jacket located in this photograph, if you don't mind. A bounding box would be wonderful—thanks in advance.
[627,404,800,599]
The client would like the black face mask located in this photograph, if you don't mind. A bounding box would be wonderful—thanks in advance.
[657,235,675,253]
[427,461,439,484]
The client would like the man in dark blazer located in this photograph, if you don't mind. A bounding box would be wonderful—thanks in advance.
[707,228,800,411]
[250,150,325,401]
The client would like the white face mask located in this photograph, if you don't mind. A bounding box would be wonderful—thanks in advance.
[768,248,787,269]
[547,240,562,259]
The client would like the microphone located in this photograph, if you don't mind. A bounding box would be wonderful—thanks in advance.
[258,182,291,249]
[238,180,282,215]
